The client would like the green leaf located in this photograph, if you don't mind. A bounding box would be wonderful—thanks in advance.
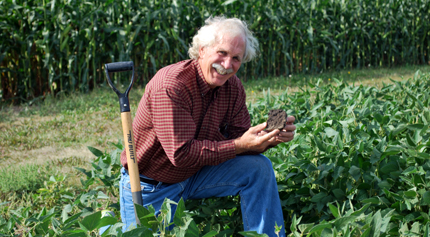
[239,231,268,237]
[374,113,384,124]
[406,133,417,147]
[348,166,361,181]
[404,190,417,199]
[406,90,425,110]
[311,192,327,203]
[408,124,425,130]
[370,148,382,164]
[202,230,219,237]
[80,211,101,231]
[122,227,152,237]
[298,223,314,234]
[222,0,238,5]
[314,135,326,152]
[325,127,339,137]
[402,167,417,175]
[62,204,73,223]
[418,152,430,159]
[377,180,392,190]
[174,198,186,226]
[361,197,380,204]
[60,36,69,51]
[97,216,117,230]
[424,223,429,237]
[421,191,430,205]
[332,189,345,200]
[185,220,199,237]
[328,203,340,218]
[351,203,371,216]
[334,216,358,230]
[290,215,302,232]
[369,211,382,237]
[308,223,332,235]
[87,146,104,157]
[391,124,408,137]
[380,162,399,174]
[135,204,156,229]
[382,146,403,158]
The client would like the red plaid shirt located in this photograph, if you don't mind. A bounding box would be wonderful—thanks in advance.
[121,59,251,183]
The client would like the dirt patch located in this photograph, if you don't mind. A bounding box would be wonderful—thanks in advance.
[266,109,288,131]
[2,145,95,168]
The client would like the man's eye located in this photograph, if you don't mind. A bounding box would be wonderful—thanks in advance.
[219,51,226,55]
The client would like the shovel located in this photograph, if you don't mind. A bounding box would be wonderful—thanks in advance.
[104,61,142,225]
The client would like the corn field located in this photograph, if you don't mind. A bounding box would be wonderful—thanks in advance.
[1,0,429,103]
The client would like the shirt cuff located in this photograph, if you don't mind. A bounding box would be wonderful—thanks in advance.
[217,139,237,162]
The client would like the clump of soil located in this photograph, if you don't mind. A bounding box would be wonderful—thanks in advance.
[266,109,287,131]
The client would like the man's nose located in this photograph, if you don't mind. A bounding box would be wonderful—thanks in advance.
[222,57,233,69]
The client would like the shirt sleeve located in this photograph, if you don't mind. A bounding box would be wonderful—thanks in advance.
[224,82,274,155]
[151,86,236,168]
[224,84,251,140]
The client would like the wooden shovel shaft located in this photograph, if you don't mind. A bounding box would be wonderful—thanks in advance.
[121,112,142,223]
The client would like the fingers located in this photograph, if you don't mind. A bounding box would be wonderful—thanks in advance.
[283,124,296,132]
[276,131,295,142]
[249,122,268,134]
[283,116,296,132]
[236,119,296,154]
[277,116,296,143]
[286,116,295,124]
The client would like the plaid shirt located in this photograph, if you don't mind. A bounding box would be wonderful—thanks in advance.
[121,59,251,183]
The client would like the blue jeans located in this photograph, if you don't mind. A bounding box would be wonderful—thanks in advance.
[119,154,285,236]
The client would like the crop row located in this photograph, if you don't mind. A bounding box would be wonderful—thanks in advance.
[1,0,429,103]
[1,71,429,236]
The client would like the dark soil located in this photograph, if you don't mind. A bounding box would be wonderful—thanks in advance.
[266,109,287,131]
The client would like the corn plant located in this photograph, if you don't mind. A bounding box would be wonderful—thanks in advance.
[1,0,429,104]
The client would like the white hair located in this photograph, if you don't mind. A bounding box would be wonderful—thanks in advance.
[188,16,259,63]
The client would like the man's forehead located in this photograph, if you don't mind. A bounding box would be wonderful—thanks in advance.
[215,36,245,53]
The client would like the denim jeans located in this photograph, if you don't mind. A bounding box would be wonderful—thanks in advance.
[119,154,285,236]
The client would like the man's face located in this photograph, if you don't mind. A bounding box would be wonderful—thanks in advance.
[198,34,245,88]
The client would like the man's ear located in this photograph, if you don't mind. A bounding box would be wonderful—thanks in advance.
[199,46,206,59]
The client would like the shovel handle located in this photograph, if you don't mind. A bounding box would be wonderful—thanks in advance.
[105,61,134,73]
[104,62,134,113]
[121,112,143,205]
[104,61,142,225]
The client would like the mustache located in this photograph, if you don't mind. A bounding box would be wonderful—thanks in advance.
[212,63,234,75]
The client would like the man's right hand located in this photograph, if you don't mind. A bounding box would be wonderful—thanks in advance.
[234,122,280,154]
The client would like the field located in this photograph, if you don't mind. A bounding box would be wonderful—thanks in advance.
[1,65,430,236]
[2,0,430,235]
[2,0,429,104]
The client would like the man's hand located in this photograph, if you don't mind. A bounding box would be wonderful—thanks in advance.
[234,116,296,154]
[266,115,296,145]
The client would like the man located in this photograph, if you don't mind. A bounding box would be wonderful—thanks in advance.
[119,16,296,236]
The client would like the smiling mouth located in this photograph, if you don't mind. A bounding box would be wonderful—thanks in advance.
[212,63,233,75]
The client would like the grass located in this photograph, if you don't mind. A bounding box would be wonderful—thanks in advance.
[0,64,429,195]
[244,64,430,102]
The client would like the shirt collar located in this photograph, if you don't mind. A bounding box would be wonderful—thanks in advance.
[194,60,212,97]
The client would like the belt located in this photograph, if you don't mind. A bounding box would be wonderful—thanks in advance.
[125,170,160,186]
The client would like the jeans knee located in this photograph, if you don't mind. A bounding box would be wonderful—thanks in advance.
[241,154,275,179]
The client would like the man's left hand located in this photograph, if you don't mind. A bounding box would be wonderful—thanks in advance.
[260,116,296,145]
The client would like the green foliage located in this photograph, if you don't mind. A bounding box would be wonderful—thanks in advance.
[1,71,430,236]
[1,0,429,104]
[261,70,430,235]
[0,164,52,193]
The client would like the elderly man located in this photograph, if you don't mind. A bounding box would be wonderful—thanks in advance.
[119,16,296,236]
